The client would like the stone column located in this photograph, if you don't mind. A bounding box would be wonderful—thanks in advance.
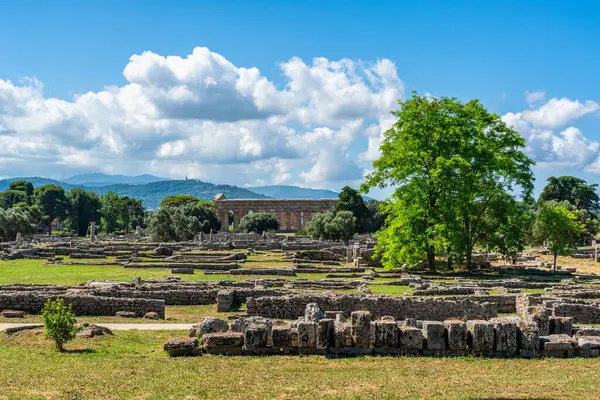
[89,222,96,243]
[15,232,22,243]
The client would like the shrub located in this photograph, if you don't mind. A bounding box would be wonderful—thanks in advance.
[41,298,79,351]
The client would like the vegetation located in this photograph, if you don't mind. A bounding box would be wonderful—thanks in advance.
[306,211,356,244]
[238,212,279,234]
[100,191,144,234]
[34,184,70,235]
[161,194,209,208]
[363,93,534,269]
[538,176,600,244]
[533,200,585,270]
[41,298,79,352]
[66,188,102,236]
[334,186,370,233]
[147,202,220,241]
[0,207,37,241]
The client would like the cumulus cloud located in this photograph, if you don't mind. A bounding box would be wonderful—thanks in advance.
[502,97,600,171]
[524,90,546,104]
[0,47,404,190]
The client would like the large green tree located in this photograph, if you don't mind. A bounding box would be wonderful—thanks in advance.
[334,186,370,233]
[539,176,599,213]
[533,201,585,270]
[539,176,600,244]
[362,93,534,269]
[34,185,70,235]
[160,194,207,208]
[238,212,279,234]
[67,189,102,236]
[9,180,34,205]
[306,211,356,244]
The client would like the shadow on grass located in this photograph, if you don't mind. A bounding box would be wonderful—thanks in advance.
[62,348,97,354]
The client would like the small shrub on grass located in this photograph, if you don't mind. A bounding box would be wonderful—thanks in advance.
[41,298,79,351]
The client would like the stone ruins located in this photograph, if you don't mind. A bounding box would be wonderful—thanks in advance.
[213,194,337,231]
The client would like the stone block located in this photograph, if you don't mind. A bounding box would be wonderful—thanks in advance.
[577,336,600,357]
[540,334,577,357]
[201,332,244,348]
[373,320,399,349]
[317,319,334,349]
[549,317,573,335]
[1,310,25,318]
[351,311,372,348]
[297,321,318,348]
[399,327,423,352]
[491,319,518,357]
[305,303,321,322]
[527,306,551,336]
[517,321,539,358]
[333,322,349,348]
[116,311,137,318]
[575,328,600,338]
[197,317,229,338]
[444,320,467,353]
[170,268,194,274]
[422,321,445,351]
[216,290,235,312]
[467,320,494,355]
[244,323,269,350]
[272,326,294,349]
[164,337,198,357]
[143,312,160,320]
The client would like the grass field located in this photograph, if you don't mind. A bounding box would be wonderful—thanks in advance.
[1,330,600,399]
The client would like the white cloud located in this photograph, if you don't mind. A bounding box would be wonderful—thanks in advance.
[0,47,404,190]
[521,97,599,129]
[524,90,546,104]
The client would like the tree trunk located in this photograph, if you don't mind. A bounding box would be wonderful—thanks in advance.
[553,252,558,271]
[427,246,435,271]
[48,222,52,236]
[466,245,473,270]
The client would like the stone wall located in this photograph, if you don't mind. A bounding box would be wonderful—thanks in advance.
[245,293,496,321]
[0,292,165,318]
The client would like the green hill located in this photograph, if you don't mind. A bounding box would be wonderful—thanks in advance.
[0,178,267,209]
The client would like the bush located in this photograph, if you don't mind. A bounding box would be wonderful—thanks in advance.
[306,211,356,244]
[41,298,79,351]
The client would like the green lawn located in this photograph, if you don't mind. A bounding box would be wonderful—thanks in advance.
[1,330,599,399]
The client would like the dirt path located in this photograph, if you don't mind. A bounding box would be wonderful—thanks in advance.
[0,323,192,331]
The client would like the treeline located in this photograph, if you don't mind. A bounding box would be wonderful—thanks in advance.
[0,180,144,237]
[362,93,598,271]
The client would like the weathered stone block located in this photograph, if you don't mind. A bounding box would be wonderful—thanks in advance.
[1,310,25,318]
[333,322,349,348]
[549,317,573,335]
[197,317,229,338]
[373,320,398,349]
[297,321,318,348]
[244,323,269,350]
[272,326,294,349]
[491,320,518,357]
[305,303,321,322]
[351,311,371,348]
[399,327,423,351]
[527,306,551,336]
[577,336,600,357]
[540,334,577,357]
[467,320,494,355]
[170,268,194,274]
[164,337,198,357]
[116,311,136,318]
[575,328,600,338]
[216,290,235,312]
[201,332,244,348]
[517,321,539,357]
[422,321,445,351]
[317,319,334,349]
[444,320,467,353]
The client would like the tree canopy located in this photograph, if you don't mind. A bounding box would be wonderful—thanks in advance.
[160,194,208,208]
[334,186,370,233]
[539,176,599,213]
[362,92,534,269]
[34,185,70,235]
[533,201,585,270]
[67,189,102,236]
[306,211,356,244]
[238,212,279,234]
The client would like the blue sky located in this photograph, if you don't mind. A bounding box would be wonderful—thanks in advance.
[0,1,599,199]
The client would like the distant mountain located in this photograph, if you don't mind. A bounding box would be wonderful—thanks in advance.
[62,173,167,186]
[248,185,372,201]
[0,177,267,209]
